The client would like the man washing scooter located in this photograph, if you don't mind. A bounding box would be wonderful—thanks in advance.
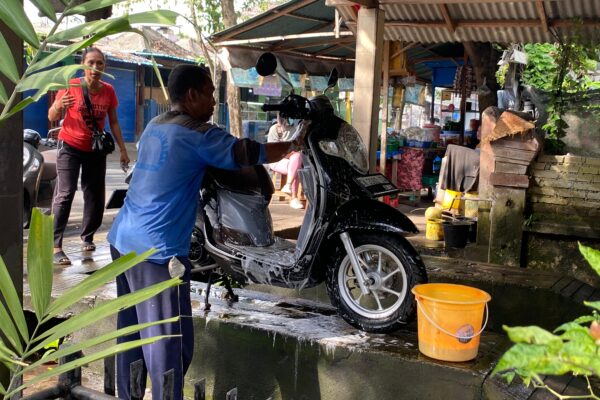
[107,65,306,399]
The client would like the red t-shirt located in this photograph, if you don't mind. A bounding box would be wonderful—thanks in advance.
[56,78,118,152]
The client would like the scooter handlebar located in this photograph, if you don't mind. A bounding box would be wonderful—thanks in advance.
[261,103,283,112]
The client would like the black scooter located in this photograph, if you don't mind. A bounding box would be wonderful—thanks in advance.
[192,53,427,333]
[23,127,58,228]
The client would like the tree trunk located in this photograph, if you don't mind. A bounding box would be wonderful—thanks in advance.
[220,0,242,137]
[189,3,221,125]
[464,42,502,114]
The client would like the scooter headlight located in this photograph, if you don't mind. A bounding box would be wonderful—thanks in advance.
[318,122,369,174]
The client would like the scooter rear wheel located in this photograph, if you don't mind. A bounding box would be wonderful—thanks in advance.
[326,232,426,333]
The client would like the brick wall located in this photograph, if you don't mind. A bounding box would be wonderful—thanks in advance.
[527,154,600,238]
[526,154,600,284]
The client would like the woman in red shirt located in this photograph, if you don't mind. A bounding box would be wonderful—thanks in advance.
[48,47,130,265]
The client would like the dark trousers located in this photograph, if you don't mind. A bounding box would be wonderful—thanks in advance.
[110,246,194,400]
[52,141,106,247]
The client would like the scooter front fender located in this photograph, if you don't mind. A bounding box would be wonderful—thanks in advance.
[326,199,419,239]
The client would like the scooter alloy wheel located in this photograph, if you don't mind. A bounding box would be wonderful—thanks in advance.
[326,232,426,333]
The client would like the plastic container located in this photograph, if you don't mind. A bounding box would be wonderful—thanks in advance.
[423,124,442,143]
[441,189,463,211]
[412,283,491,362]
[426,219,444,241]
[442,221,471,248]
[407,140,432,148]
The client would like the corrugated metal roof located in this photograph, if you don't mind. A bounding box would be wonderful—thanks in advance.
[373,0,600,44]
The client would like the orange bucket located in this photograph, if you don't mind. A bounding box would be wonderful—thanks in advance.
[412,283,491,362]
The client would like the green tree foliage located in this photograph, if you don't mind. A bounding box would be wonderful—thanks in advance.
[493,243,600,399]
[0,209,181,398]
[0,0,179,122]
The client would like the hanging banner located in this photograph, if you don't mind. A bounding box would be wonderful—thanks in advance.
[338,78,354,91]
[405,84,425,105]
[309,76,328,92]
[230,67,260,88]
[254,75,282,97]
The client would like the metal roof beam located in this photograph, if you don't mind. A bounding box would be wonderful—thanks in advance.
[379,18,600,29]
[326,0,379,9]
[286,13,332,24]
[379,0,566,4]
[272,37,354,51]
[215,31,354,46]
[438,3,456,33]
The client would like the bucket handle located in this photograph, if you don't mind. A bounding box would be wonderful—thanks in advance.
[416,299,489,341]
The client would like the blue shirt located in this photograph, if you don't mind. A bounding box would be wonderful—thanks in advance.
[108,112,267,263]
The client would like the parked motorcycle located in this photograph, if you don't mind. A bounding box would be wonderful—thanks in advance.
[192,53,428,333]
[23,127,58,228]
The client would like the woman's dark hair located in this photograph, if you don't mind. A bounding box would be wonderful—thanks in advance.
[81,47,106,62]
[168,64,212,104]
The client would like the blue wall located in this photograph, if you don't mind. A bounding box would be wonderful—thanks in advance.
[106,67,137,142]
[23,91,49,137]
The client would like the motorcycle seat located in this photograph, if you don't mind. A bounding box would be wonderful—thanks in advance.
[205,165,274,198]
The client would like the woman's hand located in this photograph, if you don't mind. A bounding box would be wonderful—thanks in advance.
[119,149,130,170]
[55,94,75,112]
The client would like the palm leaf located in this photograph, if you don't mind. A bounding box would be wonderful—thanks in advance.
[26,209,54,320]
[28,19,131,74]
[1,96,35,121]
[29,0,57,22]
[0,302,23,353]
[9,335,177,397]
[0,32,20,83]
[135,30,169,100]
[0,380,5,395]
[44,248,156,320]
[20,316,178,376]
[16,64,86,94]
[0,81,8,104]
[0,0,40,48]
[65,0,129,16]
[0,257,29,342]
[26,277,181,357]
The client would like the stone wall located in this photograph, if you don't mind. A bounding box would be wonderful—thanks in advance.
[525,154,600,284]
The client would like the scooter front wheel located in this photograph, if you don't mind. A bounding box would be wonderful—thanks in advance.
[326,232,426,333]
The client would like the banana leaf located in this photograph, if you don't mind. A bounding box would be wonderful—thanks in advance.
[0,257,28,342]
[44,248,156,321]
[65,0,129,16]
[16,65,86,94]
[48,11,178,43]
[20,317,178,377]
[8,335,177,397]
[25,276,181,357]
[0,32,19,83]
[27,209,54,321]
[29,0,57,22]
[0,0,40,48]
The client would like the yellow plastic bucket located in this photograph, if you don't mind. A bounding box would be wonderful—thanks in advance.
[442,189,463,213]
[412,283,491,362]
[425,219,444,241]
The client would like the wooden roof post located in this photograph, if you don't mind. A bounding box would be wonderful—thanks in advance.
[354,6,385,173]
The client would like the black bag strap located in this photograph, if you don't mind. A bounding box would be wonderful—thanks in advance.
[80,77,101,134]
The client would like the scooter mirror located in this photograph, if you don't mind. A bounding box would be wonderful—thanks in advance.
[256,52,277,77]
[324,68,339,93]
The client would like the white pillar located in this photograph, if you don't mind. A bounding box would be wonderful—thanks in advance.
[353,7,385,173]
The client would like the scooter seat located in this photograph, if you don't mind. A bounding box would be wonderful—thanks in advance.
[205,165,274,198]
[41,150,57,181]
